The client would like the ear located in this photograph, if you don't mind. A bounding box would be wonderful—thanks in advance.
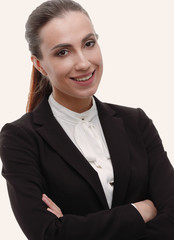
[31,55,47,76]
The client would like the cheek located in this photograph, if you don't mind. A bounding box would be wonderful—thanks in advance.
[48,64,73,89]
[44,60,68,80]
[92,48,103,68]
[54,58,74,75]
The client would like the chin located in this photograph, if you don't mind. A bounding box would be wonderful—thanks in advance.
[77,89,98,99]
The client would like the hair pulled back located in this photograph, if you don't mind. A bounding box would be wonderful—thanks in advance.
[25,0,89,112]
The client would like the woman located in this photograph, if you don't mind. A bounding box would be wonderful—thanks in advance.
[0,0,174,239]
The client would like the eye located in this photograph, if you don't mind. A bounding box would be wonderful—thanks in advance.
[56,49,69,57]
[85,40,96,48]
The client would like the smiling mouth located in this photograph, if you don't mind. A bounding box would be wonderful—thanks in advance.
[71,71,95,82]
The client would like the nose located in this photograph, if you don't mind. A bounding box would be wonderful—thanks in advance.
[74,51,91,71]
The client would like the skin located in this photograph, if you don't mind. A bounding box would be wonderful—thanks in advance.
[32,12,103,113]
[134,200,157,223]
[42,194,63,218]
[32,11,157,223]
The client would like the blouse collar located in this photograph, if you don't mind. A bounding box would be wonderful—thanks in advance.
[48,94,98,124]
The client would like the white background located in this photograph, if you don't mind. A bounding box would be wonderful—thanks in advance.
[0,0,173,239]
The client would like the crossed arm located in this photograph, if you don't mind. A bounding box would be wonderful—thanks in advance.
[42,194,157,223]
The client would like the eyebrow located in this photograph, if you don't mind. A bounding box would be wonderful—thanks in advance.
[50,33,98,51]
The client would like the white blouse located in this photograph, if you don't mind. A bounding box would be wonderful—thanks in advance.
[48,94,114,208]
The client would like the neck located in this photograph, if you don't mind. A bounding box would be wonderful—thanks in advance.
[52,93,93,113]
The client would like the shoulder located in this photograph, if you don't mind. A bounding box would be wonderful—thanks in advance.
[0,96,50,136]
[101,101,159,142]
[95,97,152,132]
[102,101,149,123]
[0,112,33,137]
[0,96,54,153]
[0,112,37,151]
[0,96,48,150]
[105,102,163,150]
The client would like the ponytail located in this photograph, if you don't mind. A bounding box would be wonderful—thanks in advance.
[26,65,52,112]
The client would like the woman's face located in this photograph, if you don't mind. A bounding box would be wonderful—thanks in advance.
[34,11,103,108]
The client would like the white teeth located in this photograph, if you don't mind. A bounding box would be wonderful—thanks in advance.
[74,73,92,82]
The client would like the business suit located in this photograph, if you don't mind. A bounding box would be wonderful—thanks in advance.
[0,96,174,240]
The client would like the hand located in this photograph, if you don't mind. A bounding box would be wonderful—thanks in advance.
[134,199,157,223]
[42,194,63,218]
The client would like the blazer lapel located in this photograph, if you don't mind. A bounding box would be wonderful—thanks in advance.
[95,97,131,207]
[32,97,109,209]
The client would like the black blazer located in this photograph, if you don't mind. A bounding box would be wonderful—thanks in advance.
[1,96,174,240]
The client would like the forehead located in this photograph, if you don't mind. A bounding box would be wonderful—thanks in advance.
[39,12,94,50]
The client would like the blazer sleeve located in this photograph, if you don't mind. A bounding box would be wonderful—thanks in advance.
[137,108,174,240]
[0,121,146,240]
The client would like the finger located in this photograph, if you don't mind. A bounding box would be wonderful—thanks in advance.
[42,194,63,216]
[47,208,63,218]
[42,194,52,207]
[42,194,57,209]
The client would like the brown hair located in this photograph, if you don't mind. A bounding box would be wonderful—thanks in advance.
[25,0,90,112]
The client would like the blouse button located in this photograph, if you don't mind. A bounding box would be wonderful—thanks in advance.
[109,180,114,186]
